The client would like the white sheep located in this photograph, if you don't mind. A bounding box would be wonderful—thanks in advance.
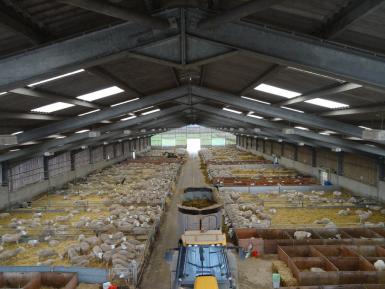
[374,260,385,271]
[1,232,26,244]
[294,231,311,240]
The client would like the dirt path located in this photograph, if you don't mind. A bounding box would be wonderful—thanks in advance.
[140,154,207,289]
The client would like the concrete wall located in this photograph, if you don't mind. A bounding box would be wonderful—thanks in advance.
[236,136,385,202]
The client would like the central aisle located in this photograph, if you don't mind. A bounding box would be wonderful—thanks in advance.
[140,153,207,289]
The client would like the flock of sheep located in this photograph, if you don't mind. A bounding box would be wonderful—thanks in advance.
[220,189,385,230]
[0,154,181,280]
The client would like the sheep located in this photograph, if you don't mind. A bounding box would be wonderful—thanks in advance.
[0,213,10,219]
[0,247,25,261]
[333,191,342,198]
[310,267,325,273]
[27,240,39,247]
[338,208,351,216]
[1,232,26,244]
[92,245,103,260]
[374,260,385,271]
[48,240,59,247]
[294,231,312,240]
[359,211,373,223]
[38,249,58,260]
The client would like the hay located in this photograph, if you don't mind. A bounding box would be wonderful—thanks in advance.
[77,284,100,289]
[182,199,217,208]
[272,260,298,286]
[271,207,385,227]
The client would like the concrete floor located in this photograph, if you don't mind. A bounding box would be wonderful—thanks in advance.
[140,153,273,289]
[140,154,206,289]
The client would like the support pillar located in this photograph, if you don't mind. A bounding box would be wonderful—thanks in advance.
[337,152,344,176]
[1,161,9,186]
[89,147,93,164]
[378,157,384,181]
[43,156,49,180]
[312,147,317,167]
[262,140,265,154]
[70,151,76,171]
[293,145,298,161]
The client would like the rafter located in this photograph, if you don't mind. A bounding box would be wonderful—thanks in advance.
[319,0,385,39]
[273,82,361,107]
[15,86,188,144]
[198,0,285,29]
[59,0,170,29]
[11,88,103,109]
[0,1,50,44]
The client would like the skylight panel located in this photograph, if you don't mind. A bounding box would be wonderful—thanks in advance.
[141,108,160,115]
[272,118,283,121]
[223,108,242,114]
[120,115,137,121]
[359,125,372,130]
[27,69,84,87]
[78,109,100,116]
[11,131,23,135]
[305,98,349,109]
[75,129,90,134]
[9,149,20,152]
[241,96,271,105]
[295,126,309,131]
[346,136,363,140]
[247,113,264,119]
[254,84,301,98]
[111,98,139,107]
[0,92,7,96]
[133,106,154,113]
[31,102,74,113]
[281,106,304,113]
[77,86,124,101]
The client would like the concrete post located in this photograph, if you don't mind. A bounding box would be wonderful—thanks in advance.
[1,161,9,186]
[337,152,344,176]
[43,156,49,180]
[293,145,298,161]
[312,147,317,167]
[378,157,384,181]
[70,150,76,171]
[89,147,93,164]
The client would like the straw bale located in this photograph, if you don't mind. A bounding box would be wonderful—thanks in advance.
[272,260,298,286]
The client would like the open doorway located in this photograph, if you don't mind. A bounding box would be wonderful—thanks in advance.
[187,138,201,155]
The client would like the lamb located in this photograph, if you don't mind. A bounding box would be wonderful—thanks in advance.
[38,249,58,260]
[0,247,25,261]
[294,231,312,240]
[374,260,385,271]
[1,232,26,244]
[359,211,373,223]
[333,191,342,198]
[338,208,351,216]
[27,240,39,247]
[0,213,10,219]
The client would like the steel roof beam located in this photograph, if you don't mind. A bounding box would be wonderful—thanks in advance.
[192,85,364,137]
[15,86,188,144]
[319,0,385,39]
[0,10,178,92]
[0,112,64,121]
[193,103,385,156]
[0,1,50,44]
[198,0,284,29]
[238,64,282,95]
[58,0,170,29]
[11,88,103,109]
[274,82,361,107]
[0,106,186,162]
[320,104,385,116]
[188,10,385,89]
[87,66,143,98]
